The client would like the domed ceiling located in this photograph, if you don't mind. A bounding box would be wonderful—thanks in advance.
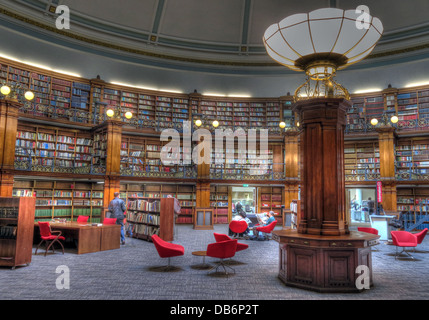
[1,0,429,96]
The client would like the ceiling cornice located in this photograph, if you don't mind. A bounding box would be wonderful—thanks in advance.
[1,5,429,71]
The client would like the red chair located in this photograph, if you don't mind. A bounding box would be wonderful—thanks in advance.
[413,228,428,252]
[151,234,185,271]
[206,239,238,276]
[391,231,418,260]
[35,221,65,257]
[358,227,379,251]
[255,220,278,240]
[103,218,117,225]
[214,233,248,252]
[229,220,248,238]
[77,215,89,223]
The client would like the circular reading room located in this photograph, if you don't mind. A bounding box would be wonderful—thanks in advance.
[0,0,429,305]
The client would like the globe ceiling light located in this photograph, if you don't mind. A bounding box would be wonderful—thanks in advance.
[263,8,383,101]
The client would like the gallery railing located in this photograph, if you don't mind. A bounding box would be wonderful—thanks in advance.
[345,165,380,182]
[395,162,429,181]
[209,163,286,181]
[119,159,198,179]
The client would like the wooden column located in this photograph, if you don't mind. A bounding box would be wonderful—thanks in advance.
[95,120,123,221]
[295,98,349,236]
[376,126,398,214]
[0,99,20,197]
[284,130,300,180]
[196,181,211,208]
[273,98,379,293]
[283,130,300,219]
[104,120,123,176]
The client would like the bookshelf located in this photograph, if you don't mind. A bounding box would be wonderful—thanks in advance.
[210,185,229,224]
[397,187,429,230]
[12,180,103,222]
[210,143,274,178]
[347,96,365,130]
[15,124,94,173]
[120,183,196,225]
[396,137,429,180]
[0,197,36,269]
[233,102,250,128]
[258,186,284,223]
[365,95,385,120]
[344,141,380,181]
[126,197,175,241]
[3,56,429,135]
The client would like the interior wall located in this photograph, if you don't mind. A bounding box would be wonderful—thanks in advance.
[1,20,429,98]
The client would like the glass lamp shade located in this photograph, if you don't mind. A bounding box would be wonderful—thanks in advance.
[0,85,11,96]
[279,122,286,129]
[195,119,202,127]
[391,115,399,124]
[125,111,133,119]
[106,109,115,118]
[24,91,35,101]
[371,118,379,126]
[212,120,220,128]
[263,8,384,73]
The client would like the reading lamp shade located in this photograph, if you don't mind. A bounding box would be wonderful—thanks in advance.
[263,8,383,73]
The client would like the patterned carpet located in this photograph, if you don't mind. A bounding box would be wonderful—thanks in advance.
[1,224,429,300]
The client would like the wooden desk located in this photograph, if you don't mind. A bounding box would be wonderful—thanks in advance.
[34,222,121,254]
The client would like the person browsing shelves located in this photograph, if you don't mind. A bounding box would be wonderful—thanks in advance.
[108,192,127,245]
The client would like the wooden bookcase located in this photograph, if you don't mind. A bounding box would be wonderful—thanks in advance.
[258,186,284,223]
[397,187,429,230]
[396,137,429,179]
[120,183,196,225]
[344,141,380,180]
[210,185,229,224]
[12,180,103,223]
[0,197,36,269]
[126,197,175,241]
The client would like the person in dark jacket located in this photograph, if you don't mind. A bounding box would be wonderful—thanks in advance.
[108,192,127,245]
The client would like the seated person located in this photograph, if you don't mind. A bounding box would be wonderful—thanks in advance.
[229,210,251,237]
[252,211,276,239]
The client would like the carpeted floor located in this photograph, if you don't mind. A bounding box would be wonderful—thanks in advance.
[1,224,429,300]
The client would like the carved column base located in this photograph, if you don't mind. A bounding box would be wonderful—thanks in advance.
[274,229,379,293]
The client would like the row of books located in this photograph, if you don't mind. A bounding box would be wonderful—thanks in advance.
[126,212,160,225]
[0,226,17,239]
[127,200,160,212]
[0,207,19,219]
[127,223,160,237]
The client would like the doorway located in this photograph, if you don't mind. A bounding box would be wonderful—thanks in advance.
[231,186,256,218]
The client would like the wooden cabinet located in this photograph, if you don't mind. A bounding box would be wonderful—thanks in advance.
[194,208,214,230]
[0,197,35,269]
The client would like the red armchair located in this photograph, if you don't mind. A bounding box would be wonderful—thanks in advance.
[413,228,428,252]
[77,215,89,223]
[206,239,238,276]
[103,218,117,225]
[391,231,418,260]
[151,234,185,271]
[214,233,248,265]
[229,220,248,238]
[35,221,65,257]
[255,220,277,240]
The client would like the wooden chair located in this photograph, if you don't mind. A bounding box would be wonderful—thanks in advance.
[35,222,65,257]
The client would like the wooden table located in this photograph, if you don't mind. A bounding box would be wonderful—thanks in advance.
[191,250,211,270]
[34,222,121,255]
